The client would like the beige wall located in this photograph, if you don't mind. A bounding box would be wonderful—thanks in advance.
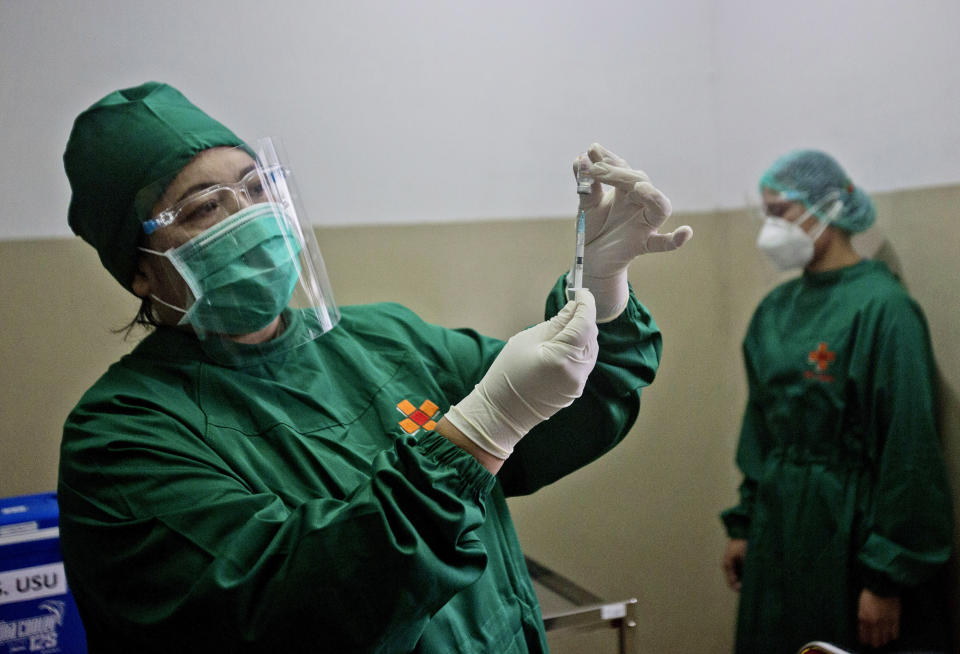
[1,186,957,651]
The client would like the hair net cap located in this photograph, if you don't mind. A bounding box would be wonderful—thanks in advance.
[759,149,876,233]
[64,81,246,292]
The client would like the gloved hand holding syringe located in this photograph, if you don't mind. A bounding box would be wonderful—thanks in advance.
[566,143,693,320]
[439,144,690,472]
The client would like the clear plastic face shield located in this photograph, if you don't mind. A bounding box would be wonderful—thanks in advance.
[135,137,339,357]
[754,190,844,270]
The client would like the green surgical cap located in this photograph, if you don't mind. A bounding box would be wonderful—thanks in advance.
[759,149,876,233]
[64,81,246,292]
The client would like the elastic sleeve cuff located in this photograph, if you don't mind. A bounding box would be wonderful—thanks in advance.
[553,274,651,335]
[720,509,751,540]
[565,269,629,322]
[417,432,497,498]
[859,565,903,597]
[548,273,662,396]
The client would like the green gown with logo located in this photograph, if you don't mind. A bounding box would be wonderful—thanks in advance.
[58,276,660,653]
[722,260,953,653]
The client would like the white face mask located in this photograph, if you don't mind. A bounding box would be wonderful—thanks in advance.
[756,218,818,270]
[755,199,841,270]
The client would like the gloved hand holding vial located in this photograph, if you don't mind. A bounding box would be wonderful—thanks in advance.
[566,143,693,321]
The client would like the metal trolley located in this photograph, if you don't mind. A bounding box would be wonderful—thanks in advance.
[525,556,639,654]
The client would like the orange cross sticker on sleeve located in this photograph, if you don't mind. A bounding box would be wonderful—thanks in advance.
[808,342,836,371]
[396,398,442,435]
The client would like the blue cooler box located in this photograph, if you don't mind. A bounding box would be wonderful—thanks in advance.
[0,493,86,653]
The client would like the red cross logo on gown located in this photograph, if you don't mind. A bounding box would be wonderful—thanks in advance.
[808,342,835,371]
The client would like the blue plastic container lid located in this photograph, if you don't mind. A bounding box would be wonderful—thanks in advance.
[0,492,59,546]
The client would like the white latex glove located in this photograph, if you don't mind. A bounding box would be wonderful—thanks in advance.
[569,143,693,321]
[444,290,599,459]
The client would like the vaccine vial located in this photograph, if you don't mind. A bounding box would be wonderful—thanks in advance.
[576,153,593,195]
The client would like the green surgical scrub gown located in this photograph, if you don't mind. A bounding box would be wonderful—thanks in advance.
[721,260,953,653]
[58,276,661,653]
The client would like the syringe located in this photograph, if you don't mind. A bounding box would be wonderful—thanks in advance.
[569,153,591,297]
[572,208,586,292]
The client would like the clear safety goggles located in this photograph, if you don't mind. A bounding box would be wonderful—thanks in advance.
[143,165,290,235]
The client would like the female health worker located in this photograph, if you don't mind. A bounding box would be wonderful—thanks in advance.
[721,150,953,653]
[58,81,692,653]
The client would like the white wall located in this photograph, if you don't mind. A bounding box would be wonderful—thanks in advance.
[2,0,959,238]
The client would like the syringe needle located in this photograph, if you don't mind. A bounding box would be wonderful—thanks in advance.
[572,208,585,291]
